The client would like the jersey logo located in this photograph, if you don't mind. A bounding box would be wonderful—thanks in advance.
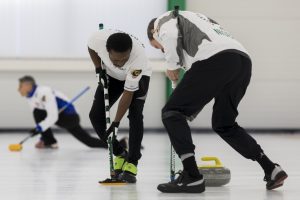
[131,69,142,78]
[42,96,46,102]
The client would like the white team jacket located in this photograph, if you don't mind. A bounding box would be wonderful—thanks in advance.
[27,85,75,132]
[88,29,152,92]
[153,11,250,71]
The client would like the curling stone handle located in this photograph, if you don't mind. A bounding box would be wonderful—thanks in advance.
[200,156,223,168]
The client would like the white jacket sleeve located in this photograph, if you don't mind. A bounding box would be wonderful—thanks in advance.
[160,33,182,70]
[124,68,143,92]
[155,20,182,70]
[38,88,58,131]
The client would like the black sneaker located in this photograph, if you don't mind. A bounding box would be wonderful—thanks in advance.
[119,171,137,183]
[264,164,288,190]
[118,162,137,183]
[157,170,205,193]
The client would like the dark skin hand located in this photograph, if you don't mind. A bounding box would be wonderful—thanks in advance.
[88,46,134,123]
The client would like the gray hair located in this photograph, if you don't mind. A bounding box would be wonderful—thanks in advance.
[19,75,36,85]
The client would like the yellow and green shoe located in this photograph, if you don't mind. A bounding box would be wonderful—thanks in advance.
[119,162,137,183]
[113,156,126,177]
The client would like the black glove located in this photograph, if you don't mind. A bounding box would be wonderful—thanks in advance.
[103,121,120,142]
[30,127,41,137]
[96,68,108,88]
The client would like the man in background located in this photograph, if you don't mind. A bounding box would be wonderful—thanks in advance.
[18,75,127,149]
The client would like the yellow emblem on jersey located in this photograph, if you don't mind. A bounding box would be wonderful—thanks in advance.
[131,69,142,78]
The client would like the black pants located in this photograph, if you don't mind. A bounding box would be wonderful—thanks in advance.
[162,52,264,161]
[33,109,107,148]
[89,75,150,164]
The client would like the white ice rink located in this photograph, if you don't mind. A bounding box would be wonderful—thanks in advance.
[0,132,299,200]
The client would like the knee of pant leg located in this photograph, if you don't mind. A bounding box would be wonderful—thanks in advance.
[161,109,186,123]
[212,118,235,135]
[213,122,244,140]
[212,124,233,136]
[212,123,224,134]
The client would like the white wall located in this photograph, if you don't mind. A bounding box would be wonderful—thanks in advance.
[0,61,166,129]
[0,0,165,59]
[186,0,300,128]
[0,0,300,129]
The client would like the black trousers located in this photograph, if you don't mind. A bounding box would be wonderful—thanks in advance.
[162,52,264,161]
[33,109,107,148]
[89,75,150,164]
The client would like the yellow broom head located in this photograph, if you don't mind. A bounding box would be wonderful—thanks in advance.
[9,144,23,152]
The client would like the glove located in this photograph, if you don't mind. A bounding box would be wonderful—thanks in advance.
[30,125,42,137]
[96,68,108,88]
[103,121,120,142]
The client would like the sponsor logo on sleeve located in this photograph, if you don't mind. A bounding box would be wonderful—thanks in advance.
[131,69,142,78]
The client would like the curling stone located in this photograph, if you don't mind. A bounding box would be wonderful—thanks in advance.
[198,156,231,186]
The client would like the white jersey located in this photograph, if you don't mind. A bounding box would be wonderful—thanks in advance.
[88,29,152,92]
[153,11,250,71]
[27,85,76,132]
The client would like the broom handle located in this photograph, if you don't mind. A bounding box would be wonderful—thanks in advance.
[58,86,90,113]
[170,81,177,181]
[100,67,115,179]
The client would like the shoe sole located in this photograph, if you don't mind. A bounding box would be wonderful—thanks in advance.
[157,185,205,193]
[267,172,288,190]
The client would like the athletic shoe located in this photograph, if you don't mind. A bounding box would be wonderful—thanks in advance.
[114,156,126,178]
[119,162,137,183]
[264,164,288,190]
[35,140,58,149]
[157,170,205,193]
